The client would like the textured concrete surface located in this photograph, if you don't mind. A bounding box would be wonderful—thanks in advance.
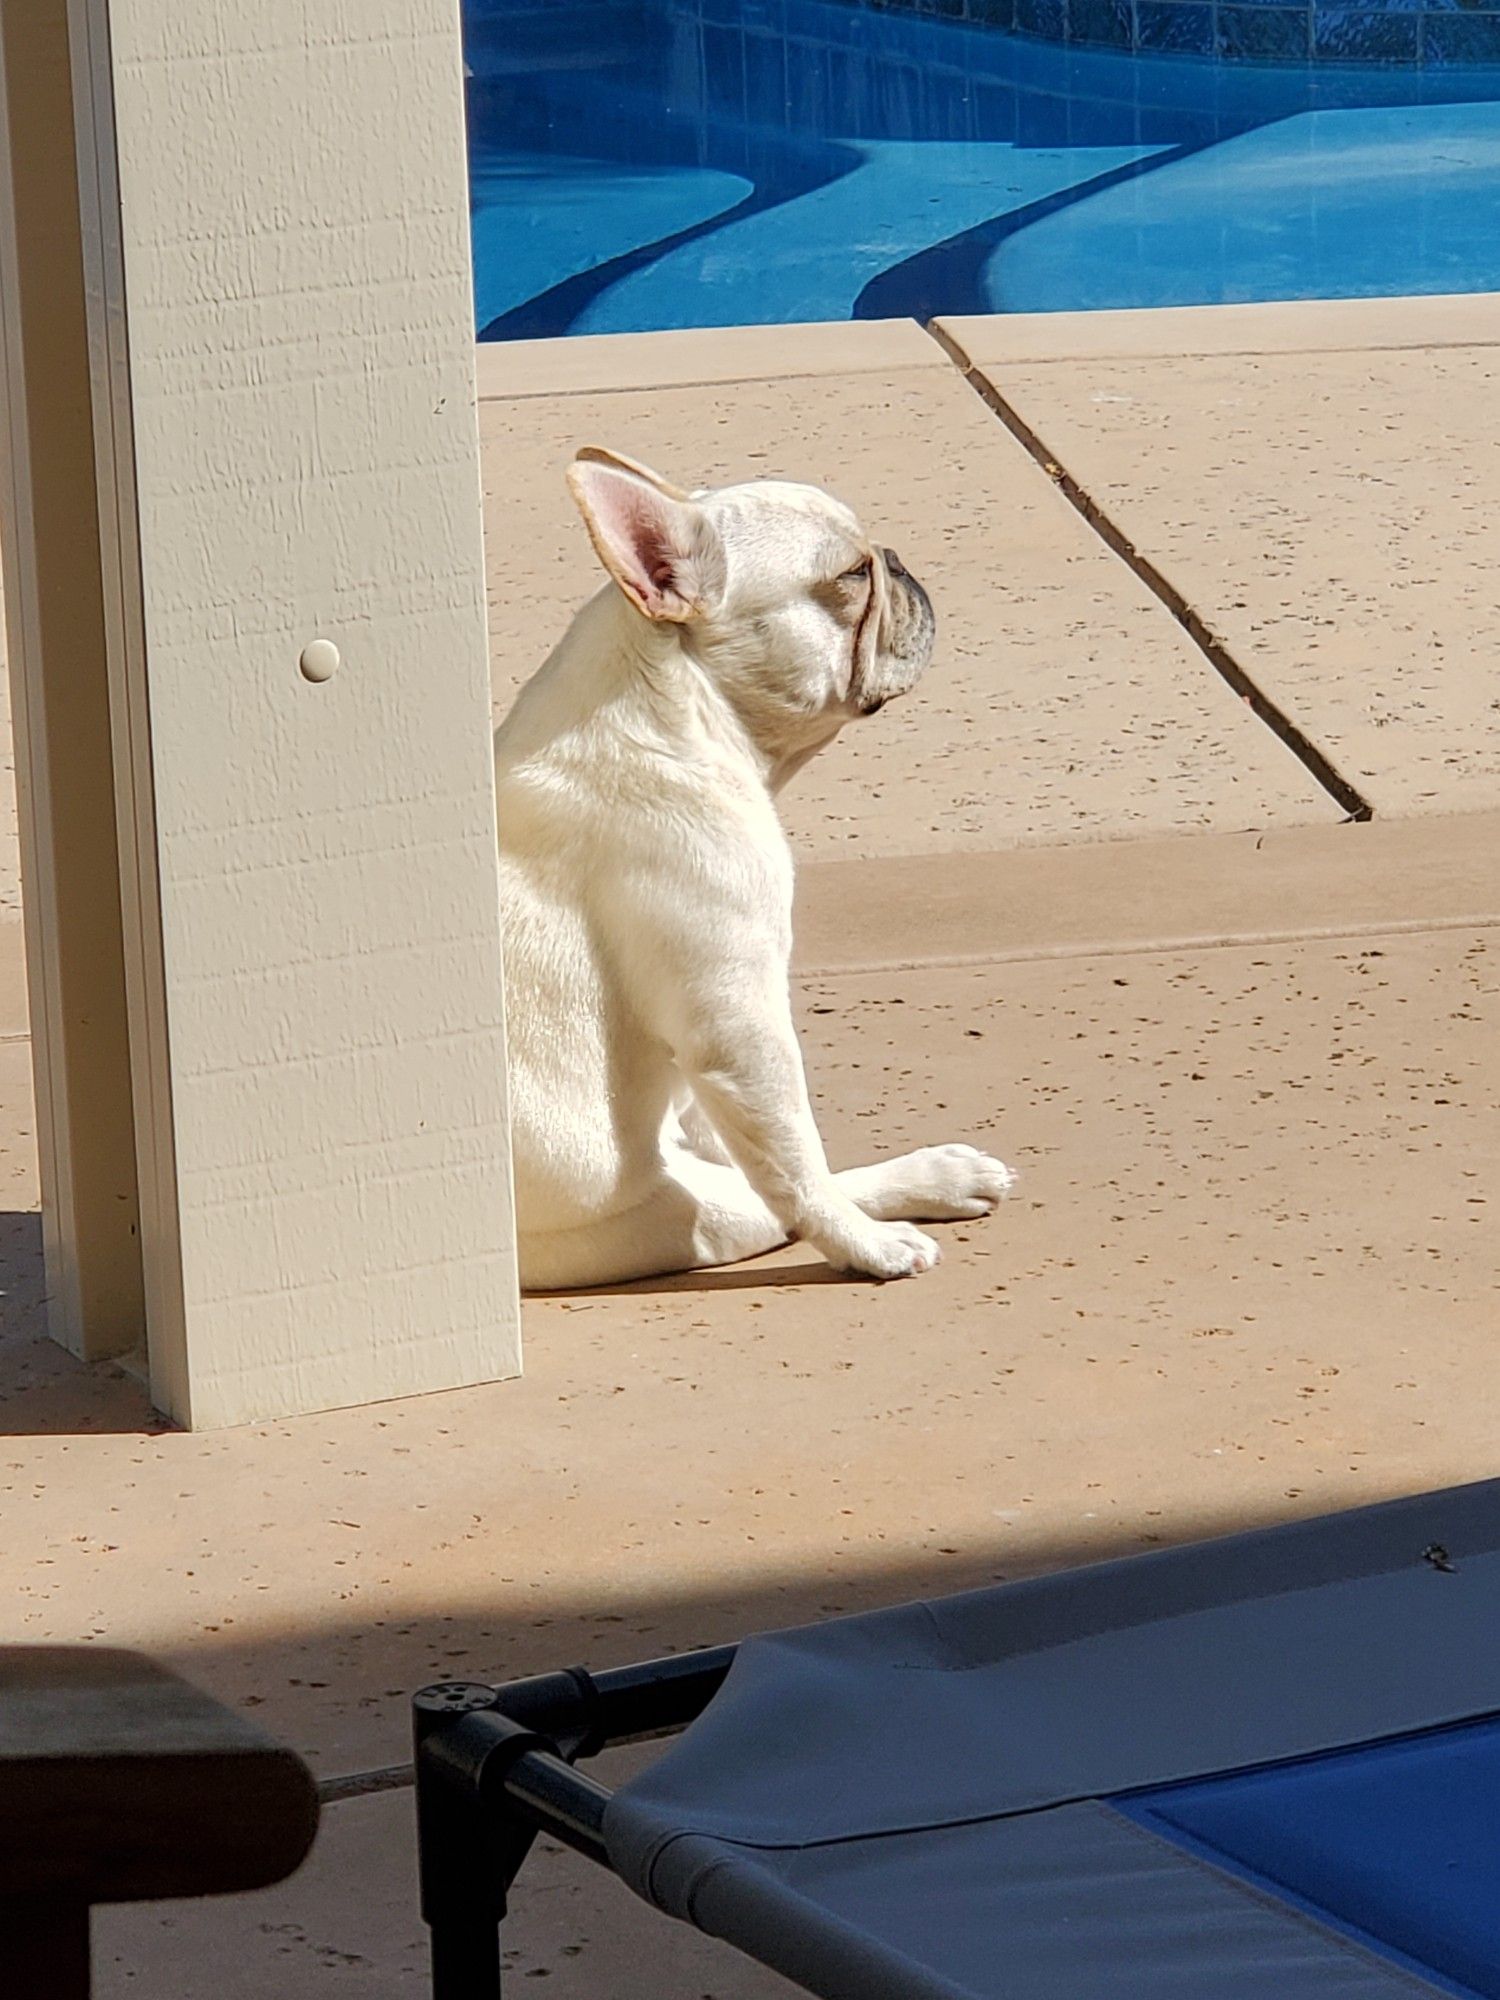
[479,325,1335,859]
[8,838,1494,1738]
[793,812,1500,975]
[1,299,1498,1995]
[97,1768,805,1999]
[939,293,1500,365]
[941,304,1500,821]
[0,889,1490,1995]
[474,314,948,397]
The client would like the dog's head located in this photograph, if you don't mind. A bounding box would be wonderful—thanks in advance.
[566,448,935,768]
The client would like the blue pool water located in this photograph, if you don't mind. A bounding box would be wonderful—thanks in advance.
[464,0,1500,338]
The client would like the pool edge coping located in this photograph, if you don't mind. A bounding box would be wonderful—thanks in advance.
[935,292,1500,365]
[474,316,948,401]
[474,296,1500,401]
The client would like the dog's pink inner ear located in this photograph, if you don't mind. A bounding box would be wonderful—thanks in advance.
[567,460,714,622]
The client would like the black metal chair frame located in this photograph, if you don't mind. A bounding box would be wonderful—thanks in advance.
[413,1646,738,1999]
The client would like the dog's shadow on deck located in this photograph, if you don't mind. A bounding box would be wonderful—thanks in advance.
[536,1252,857,1301]
[1,1214,848,1428]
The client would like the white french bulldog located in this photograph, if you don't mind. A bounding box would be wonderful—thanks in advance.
[496,448,1015,1290]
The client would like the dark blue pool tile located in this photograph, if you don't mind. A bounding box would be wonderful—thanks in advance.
[969,76,1021,139]
[1013,0,1068,36]
[785,34,830,125]
[1216,3,1312,57]
[804,3,876,50]
[731,0,788,29]
[965,0,1017,28]
[1135,1,1215,50]
[872,57,923,134]
[1014,81,1072,141]
[1313,6,1419,57]
[834,50,875,133]
[742,25,788,116]
[1423,8,1500,58]
[699,24,747,119]
[867,8,946,65]
[1068,0,1134,45]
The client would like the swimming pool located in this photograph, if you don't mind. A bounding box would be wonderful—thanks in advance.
[464,0,1500,338]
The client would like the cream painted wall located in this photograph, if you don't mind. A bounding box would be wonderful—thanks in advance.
[62,0,520,1425]
[0,0,144,1363]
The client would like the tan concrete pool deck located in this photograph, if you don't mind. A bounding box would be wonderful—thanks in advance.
[1,295,1498,1995]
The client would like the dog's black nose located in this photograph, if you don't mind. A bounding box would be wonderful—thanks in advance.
[882,547,907,579]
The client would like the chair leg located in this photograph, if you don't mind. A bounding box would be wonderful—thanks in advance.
[430,1912,502,2000]
[416,1685,513,2000]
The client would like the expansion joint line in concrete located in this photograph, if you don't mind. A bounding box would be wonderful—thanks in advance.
[924,321,1375,827]
[316,1761,414,1805]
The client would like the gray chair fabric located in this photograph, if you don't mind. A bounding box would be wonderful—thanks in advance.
[603,1481,1500,1999]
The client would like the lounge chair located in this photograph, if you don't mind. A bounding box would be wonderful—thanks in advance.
[414,1478,1500,1998]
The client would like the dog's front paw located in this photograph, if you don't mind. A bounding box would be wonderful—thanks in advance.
[852,1144,1018,1223]
[908,1144,1018,1220]
[829,1218,942,1282]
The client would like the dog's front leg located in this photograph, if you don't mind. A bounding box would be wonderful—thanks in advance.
[610,854,941,1279]
[670,985,942,1281]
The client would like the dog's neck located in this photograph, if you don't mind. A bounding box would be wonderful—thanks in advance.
[545,587,843,796]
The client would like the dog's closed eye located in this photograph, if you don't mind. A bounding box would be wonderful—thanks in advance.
[838,559,873,583]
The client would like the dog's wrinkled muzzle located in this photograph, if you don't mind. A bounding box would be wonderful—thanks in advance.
[852,547,937,715]
[882,549,935,671]
[883,546,933,627]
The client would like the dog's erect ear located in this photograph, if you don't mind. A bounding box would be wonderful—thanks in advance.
[567,451,725,622]
[572,446,691,502]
